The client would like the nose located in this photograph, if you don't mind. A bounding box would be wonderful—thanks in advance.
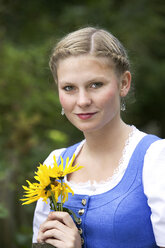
[77,89,92,108]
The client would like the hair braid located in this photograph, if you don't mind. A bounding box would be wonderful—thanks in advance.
[49,27,130,82]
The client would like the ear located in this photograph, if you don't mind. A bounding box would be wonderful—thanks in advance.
[119,71,131,97]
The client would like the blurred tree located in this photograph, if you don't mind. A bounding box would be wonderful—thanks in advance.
[0,0,164,247]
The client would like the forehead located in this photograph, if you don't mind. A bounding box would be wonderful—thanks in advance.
[57,55,115,83]
[58,54,113,69]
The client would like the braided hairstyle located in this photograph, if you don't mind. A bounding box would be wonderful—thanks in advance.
[49,27,130,83]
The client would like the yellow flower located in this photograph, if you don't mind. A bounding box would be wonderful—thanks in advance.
[51,182,74,203]
[51,183,61,202]
[21,180,61,205]
[62,182,74,203]
[34,163,51,185]
[21,180,48,205]
[21,153,83,209]
[51,154,83,179]
[21,163,60,205]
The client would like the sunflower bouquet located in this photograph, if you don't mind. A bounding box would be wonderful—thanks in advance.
[21,154,83,220]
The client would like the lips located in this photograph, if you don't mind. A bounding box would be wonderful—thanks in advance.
[76,112,97,120]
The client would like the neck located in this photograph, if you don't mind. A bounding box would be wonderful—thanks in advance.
[83,119,131,157]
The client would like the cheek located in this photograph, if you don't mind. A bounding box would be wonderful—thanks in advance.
[58,90,66,104]
[59,93,73,110]
[99,88,119,107]
[59,93,66,106]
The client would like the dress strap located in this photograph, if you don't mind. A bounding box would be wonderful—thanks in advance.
[57,141,81,165]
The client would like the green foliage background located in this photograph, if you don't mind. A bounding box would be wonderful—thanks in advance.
[0,0,164,247]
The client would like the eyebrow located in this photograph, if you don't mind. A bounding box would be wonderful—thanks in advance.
[59,76,108,85]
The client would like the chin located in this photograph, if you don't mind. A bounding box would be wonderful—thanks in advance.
[70,122,96,132]
[66,116,109,133]
[76,123,105,133]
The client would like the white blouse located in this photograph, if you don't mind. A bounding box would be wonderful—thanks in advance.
[33,127,165,247]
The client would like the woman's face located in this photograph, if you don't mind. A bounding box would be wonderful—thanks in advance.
[57,55,130,133]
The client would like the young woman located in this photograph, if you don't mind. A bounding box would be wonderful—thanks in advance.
[33,27,165,248]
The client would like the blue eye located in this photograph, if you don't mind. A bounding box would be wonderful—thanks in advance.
[91,82,103,89]
[63,85,74,91]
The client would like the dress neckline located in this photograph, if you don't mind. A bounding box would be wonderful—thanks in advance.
[64,134,158,205]
[65,125,137,188]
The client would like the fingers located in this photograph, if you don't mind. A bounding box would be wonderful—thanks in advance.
[38,219,64,242]
[47,211,77,230]
[45,238,63,248]
[37,211,81,248]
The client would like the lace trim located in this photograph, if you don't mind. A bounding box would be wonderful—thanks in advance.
[113,125,136,178]
[66,125,137,187]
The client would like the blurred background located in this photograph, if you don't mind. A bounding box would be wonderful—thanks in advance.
[0,0,164,247]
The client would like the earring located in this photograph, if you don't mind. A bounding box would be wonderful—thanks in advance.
[120,98,126,111]
[61,107,65,115]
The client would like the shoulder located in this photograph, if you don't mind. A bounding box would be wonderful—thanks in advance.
[43,140,85,166]
[43,148,66,166]
[143,137,165,184]
[145,138,165,159]
[135,126,165,165]
[142,137,165,246]
[131,126,164,156]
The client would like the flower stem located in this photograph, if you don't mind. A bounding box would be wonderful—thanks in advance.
[60,179,63,211]
[50,190,57,211]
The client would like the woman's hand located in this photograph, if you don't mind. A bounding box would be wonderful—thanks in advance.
[37,211,81,248]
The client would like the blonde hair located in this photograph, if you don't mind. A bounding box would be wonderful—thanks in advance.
[49,27,130,82]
